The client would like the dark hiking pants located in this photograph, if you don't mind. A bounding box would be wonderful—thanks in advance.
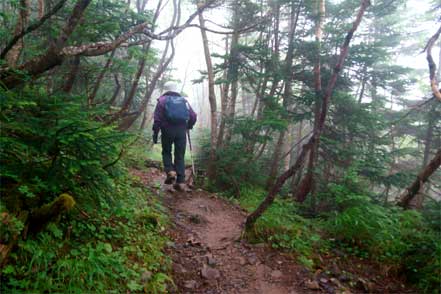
[161,127,187,183]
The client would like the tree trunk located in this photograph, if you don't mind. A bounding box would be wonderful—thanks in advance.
[266,0,301,189]
[357,65,368,104]
[119,57,147,113]
[245,140,313,229]
[398,149,441,209]
[266,132,286,188]
[38,0,45,19]
[425,25,441,101]
[5,0,30,66]
[108,74,121,107]
[88,49,116,105]
[62,55,81,93]
[0,0,92,89]
[266,1,302,190]
[423,104,436,167]
[216,36,230,149]
[223,2,241,146]
[245,0,371,230]
[295,0,325,203]
[198,9,218,181]
[118,38,175,130]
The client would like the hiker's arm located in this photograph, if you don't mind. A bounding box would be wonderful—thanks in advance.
[187,104,197,129]
[152,97,164,134]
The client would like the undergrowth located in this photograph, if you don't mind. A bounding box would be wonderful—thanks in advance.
[236,186,326,270]
[0,88,172,293]
[233,182,440,293]
[1,177,172,293]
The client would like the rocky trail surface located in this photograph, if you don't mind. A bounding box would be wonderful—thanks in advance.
[132,167,309,294]
[132,167,416,294]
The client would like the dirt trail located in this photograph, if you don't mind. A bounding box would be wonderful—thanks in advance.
[133,168,308,294]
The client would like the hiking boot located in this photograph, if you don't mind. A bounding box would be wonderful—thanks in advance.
[173,183,192,192]
[164,171,177,184]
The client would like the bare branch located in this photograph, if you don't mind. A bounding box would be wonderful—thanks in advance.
[1,0,92,89]
[424,25,441,102]
[1,0,67,59]
[60,0,217,57]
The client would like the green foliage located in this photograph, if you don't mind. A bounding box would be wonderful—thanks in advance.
[0,88,172,293]
[1,179,172,293]
[212,142,267,193]
[238,187,326,268]
[323,176,440,293]
[235,170,439,293]
[0,87,128,211]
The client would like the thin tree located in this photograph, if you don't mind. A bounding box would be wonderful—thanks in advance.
[398,25,441,209]
[295,0,325,203]
[198,6,218,180]
[245,0,372,230]
[266,0,302,189]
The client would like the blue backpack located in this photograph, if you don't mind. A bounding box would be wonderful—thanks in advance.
[164,95,190,124]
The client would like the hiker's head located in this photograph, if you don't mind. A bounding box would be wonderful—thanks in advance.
[163,81,179,93]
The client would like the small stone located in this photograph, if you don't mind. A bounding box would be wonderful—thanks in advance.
[184,280,197,289]
[330,278,342,287]
[207,256,217,266]
[254,243,265,248]
[305,279,321,290]
[320,278,328,284]
[330,263,341,276]
[140,270,152,283]
[173,263,187,274]
[271,270,283,279]
[189,214,201,224]
[338,274,351,282]
[239,256,247,265]
[201,265,221,280]
[166,241,176,248]
[356,277,373,292]
[247,255,258,265]
[320,283,335,294]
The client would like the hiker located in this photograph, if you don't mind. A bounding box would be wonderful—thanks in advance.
[152,81,197,192]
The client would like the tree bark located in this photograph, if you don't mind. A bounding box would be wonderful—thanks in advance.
[108,74,121,107]
[120,57,147,113]
[5,0,30,66]
[425,25,441,101]
[0,0,67,61]
[88,49,116,105]
[295,0,325,203]
[245,140,313,229]
[266,0,301,189]
[216,36,230,149]
[398,149,441,209]
[62,55,81,93]
[38,0,45,19]
[245,0,371,230]
[423,104,437,167]
[223,1,241,146]
[0,0,215,89]
[198,8,218,181]
[118,38,175,130]
[0,0,92,89]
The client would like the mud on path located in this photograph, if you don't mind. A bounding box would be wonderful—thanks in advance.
[132,168,309,294]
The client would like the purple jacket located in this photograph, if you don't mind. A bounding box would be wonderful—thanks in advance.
[152,91,197,133]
